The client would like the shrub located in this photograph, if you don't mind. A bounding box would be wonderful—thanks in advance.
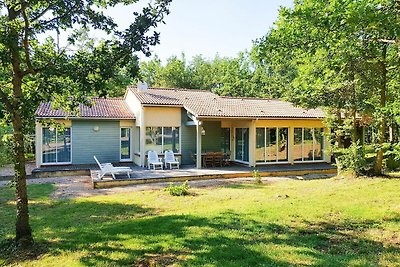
[334,143,370,176]
[383,143,400,171]
[252,169,262,184]
[164,181,190,196]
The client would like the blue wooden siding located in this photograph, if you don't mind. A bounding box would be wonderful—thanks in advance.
[202,121,222,152]
[180,110,222,165]
[72,120,120,164]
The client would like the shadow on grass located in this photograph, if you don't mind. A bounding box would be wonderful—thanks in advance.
[27,204,400,266]
[2,191,400,266]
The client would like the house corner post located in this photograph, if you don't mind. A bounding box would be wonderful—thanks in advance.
[35,120,42,168]
[248,120,256,167]
[196,120,202,169]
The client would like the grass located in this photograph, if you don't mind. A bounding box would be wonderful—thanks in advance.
[1,178,400,266]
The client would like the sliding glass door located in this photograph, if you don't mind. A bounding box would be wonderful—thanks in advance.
[42,127,71,164]
[235,128,249,162]
[120,128,132,161]
[256,127,288,163]
[294,128,324,162]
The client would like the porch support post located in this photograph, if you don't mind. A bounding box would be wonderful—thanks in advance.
[35,120,42,167]
[289,127,295,164]
[196,120,202,169]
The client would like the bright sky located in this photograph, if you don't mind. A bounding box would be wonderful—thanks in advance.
[106,0,294,62]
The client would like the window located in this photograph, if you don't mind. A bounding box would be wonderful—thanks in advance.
[120,128,132,161]
[42,127,71,164]
[221,128,230,153]
[145,127,180,153]
[294,128,324,162]
[256,127,288,163]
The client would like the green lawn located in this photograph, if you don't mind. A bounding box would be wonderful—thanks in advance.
[1,178,400,266]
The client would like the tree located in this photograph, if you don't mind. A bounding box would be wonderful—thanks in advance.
[0,0,171,247]
[254,0,400,174]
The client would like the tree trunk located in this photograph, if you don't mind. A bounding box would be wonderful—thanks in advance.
[12,110,33,247]
[373,45,388,175]
[6,6,34,247]
[336,109,344,148]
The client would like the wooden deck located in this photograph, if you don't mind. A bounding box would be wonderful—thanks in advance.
[90,163,337,189]
[29,162,337,189]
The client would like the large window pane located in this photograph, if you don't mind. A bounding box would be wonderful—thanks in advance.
[304,128,314,161]
[163,127,180,153]
[57,128,71,162]
[145,126,180,153]
[256,128,265,162]
[145,127,162,153]
[266,128,276,162]
[314,128,324,160]
[277,128,288,161]
[121,128,131,160]
[293,128,303,161]
[42,128,57,163]
[163,127,173,152]
[42,127,71,164]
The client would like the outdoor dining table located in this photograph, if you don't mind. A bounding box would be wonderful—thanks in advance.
[194,152,230,167]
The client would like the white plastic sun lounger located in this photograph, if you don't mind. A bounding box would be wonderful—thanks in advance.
[94,156,133,179]
[147,150,163,170]
[164,150,180,169]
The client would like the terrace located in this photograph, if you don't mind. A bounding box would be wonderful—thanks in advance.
[28,162,337,189]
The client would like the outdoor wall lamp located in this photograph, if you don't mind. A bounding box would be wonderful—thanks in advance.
[93,126,100,132]
[201,127,206,136]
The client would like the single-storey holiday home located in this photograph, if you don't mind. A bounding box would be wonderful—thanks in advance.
[35,84,331,168]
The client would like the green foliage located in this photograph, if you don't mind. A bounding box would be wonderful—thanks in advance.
[138,52,282,98]
[254,0,400,173]
[252,169,262,184]
[0,126,12,167]
[383,143,400,171]
[164,181,190,196]
[334,143,369,176]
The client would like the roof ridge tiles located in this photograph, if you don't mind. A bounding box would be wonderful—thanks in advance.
[128,86,213,93]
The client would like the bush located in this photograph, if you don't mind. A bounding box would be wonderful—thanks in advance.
[383,143,400,171]
[164,181,190,196]
[252,169,262,184]
[334,143,370,176]
[0,128,12,167]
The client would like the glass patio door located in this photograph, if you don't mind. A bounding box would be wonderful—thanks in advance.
[120,128,132,161]
[235,128,249,162]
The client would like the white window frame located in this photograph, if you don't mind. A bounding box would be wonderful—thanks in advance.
[294,127,325,163]
[41,127,72,165]
[145,126,181,153]
[255,127,289,164]
[120,127,132,162]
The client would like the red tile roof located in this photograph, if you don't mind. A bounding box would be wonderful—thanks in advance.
[36,98,135,119]
[129,87,325,119]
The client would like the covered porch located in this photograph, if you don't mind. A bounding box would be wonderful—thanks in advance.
[186,116,331,169]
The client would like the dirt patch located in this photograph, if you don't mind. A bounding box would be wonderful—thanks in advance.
[0,162,36,177]
[0,173,335,200]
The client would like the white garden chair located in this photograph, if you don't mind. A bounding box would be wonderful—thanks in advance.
[164,150,180,169]
[93,156,133,180]
[147,150,163,170]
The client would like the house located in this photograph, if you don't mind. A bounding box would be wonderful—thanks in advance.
[35,84,330,168]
